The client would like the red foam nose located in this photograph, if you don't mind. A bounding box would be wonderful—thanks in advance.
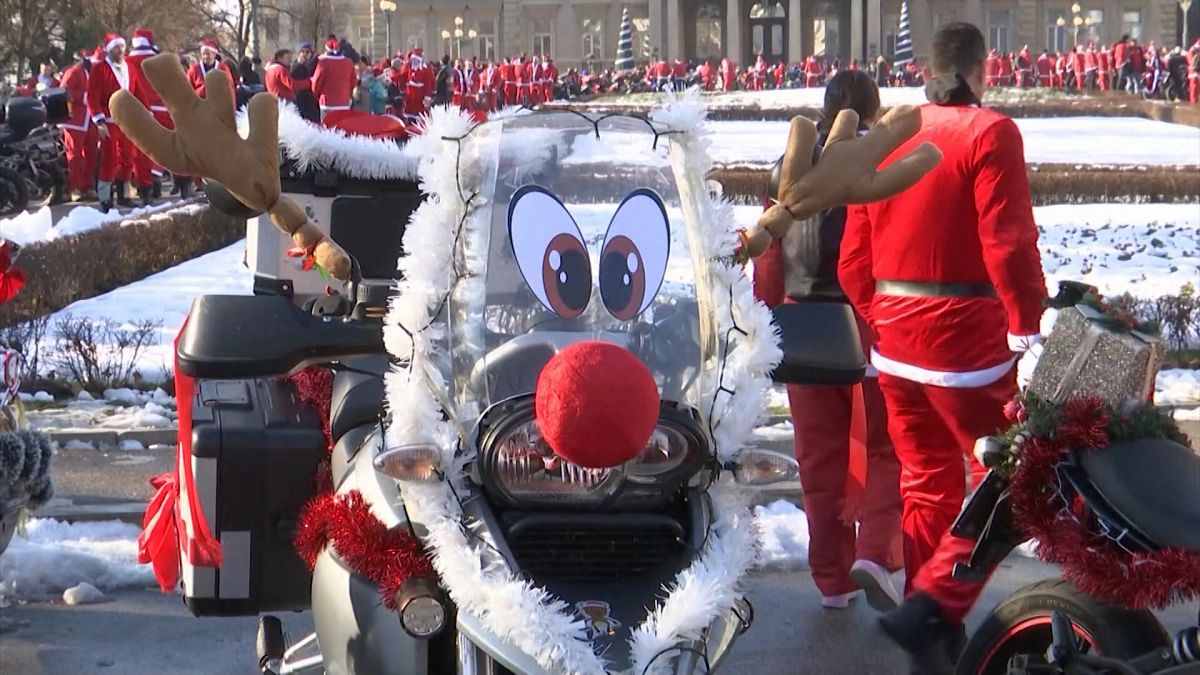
[534,341,661,469]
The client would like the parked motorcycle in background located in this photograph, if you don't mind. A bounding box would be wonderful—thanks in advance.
[0,87,70,211]
[951,282,1200,675]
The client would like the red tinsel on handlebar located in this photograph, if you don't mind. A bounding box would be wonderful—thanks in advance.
[284,367,437,608]
[1007,394,1200,610]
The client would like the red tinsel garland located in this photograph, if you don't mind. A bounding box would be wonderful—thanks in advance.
[1007,395,1200,610]
[293,490,435,608]
[284,368,437,608]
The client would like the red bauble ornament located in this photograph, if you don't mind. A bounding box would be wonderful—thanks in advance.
[534,341,661,469]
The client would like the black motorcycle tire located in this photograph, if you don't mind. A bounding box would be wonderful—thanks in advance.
[956,579,1171,675]
[25,168,57,209]
[43,164,67,206]
[0,165,30,217]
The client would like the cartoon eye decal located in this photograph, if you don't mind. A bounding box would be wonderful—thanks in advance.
[508,186,592,319]
[599,189,670,321]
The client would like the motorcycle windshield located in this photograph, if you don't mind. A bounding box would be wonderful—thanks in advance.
[445,112,705,424]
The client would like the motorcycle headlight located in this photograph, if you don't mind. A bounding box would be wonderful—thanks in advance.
[477,397,707,509]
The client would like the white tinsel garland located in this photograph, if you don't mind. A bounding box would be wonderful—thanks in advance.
[236,101,422,180]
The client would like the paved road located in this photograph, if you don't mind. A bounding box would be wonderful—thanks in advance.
[1,556,1194,675]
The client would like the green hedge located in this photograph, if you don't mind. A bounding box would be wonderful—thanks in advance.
[0,204,243,328]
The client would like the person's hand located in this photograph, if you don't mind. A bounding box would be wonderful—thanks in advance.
[96,124,110,140]
[757,106,942,238]
[110,53,351,280]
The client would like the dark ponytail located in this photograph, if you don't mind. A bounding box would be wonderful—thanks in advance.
[817,70,881,135]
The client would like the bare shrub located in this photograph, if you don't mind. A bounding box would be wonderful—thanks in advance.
[0,315,51,382]
[50,315,161,391]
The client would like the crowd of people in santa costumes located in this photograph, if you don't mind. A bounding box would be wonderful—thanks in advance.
[983,35,1200,100]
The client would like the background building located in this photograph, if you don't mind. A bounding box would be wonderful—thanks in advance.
[251,0,1197,69]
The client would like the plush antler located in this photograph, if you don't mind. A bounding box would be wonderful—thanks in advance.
[110,53,352,281]
[754,105,942,249]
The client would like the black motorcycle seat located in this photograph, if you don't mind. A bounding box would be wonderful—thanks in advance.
[330,356,387,442]
[1079,438,1200,551]
[177,295,385,379]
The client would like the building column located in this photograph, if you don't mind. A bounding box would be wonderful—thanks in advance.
[665,0,683,59]
[649,0,664,59]
[727,0,744,63]
[850,0,863,60]
[867,0,882,58]
[788,0,804,62]
[909,0,932,63]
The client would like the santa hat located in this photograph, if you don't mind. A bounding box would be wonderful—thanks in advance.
[325,38,340,52]
[199,39,219,55]
[131,28,155,50]
[409,48,424,64]
[92,46,105,62]
[104,33,126,53]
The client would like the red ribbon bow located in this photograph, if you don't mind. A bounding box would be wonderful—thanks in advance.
[0,241,26,303]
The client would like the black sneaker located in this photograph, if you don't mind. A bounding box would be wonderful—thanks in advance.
[99,201,112,214]
[879,593,964,675]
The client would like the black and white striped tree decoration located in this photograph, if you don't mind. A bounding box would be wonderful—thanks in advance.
[615,7,635,71]
[893,0,913,67]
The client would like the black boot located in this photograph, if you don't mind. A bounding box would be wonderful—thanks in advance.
[175,177,194,200]
[879,593,966,675]
[139,183,153,207]
[115,180,135,208]
[152,177,163,199]
[98,180,113,213]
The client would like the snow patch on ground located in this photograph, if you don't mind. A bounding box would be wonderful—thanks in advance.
[1157,369,1200,407]
[0,200,202,246]
[0,519,154,601]
[754,499,811,570]
[753,421,795,442]
[702,118,1200,168]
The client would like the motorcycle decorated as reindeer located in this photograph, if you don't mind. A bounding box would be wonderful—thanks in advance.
[114,54,938,674]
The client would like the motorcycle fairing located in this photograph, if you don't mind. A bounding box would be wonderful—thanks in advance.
[379,94,778,675]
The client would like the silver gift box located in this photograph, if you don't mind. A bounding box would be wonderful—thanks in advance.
[1027,305,1163,407]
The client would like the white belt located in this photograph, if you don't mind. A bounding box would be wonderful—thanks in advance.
[320,104,351,111]
[150,105,168,112]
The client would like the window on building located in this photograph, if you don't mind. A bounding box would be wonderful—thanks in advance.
[532,18,552,57]
[1086,9,1104,44]
[1047,9,1068,52]
[814,16,839,57]
[696,0,723,59]
[582,18,604,62]
[405,18,426,52]
[987,10,1011,54]
[1122,10,1143,41]
[632,17,652,59]
[477,19,496,61]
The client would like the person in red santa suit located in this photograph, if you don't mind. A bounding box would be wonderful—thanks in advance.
[755,70,903,613]
[479,60,501,111]
[1097,44,1111,91]
[1015,45,1032,88]
[126,27,168,205]
[500,57,516,107]
[265,48,309,105]
[1083,41,1098,90]
[542,57,559,102]
[187,40,235,100]
[838,23,1045,673]
[804,55,823,87]
[1069,45,1086,91]
[400,49,435,119]
[88,33,137,212]
[451,58,474,108]
[998,52,1014,86]
[1189,39,1200,103]
[719,56,737,91]
[752,54,768,90]
[983,49,1000,87]
[58,49,98,202]
[312,37,356,116]
[1035,50,1052,87]
[697,60,715,90]
[1054,50,1068,89]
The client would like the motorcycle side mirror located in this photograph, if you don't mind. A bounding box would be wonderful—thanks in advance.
[727,448,799,486]
[973,436,1009,469]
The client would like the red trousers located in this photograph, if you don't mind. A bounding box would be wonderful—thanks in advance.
[788,376,902,596]
[877,370,1016,623]
[133,110,173,188]
[97,124,135,183]
[1190,74,1199,103]
[62,126,97,194]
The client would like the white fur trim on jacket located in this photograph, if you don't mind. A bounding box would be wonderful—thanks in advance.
[871,348,1016,388]
[1007,332,1042,352]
